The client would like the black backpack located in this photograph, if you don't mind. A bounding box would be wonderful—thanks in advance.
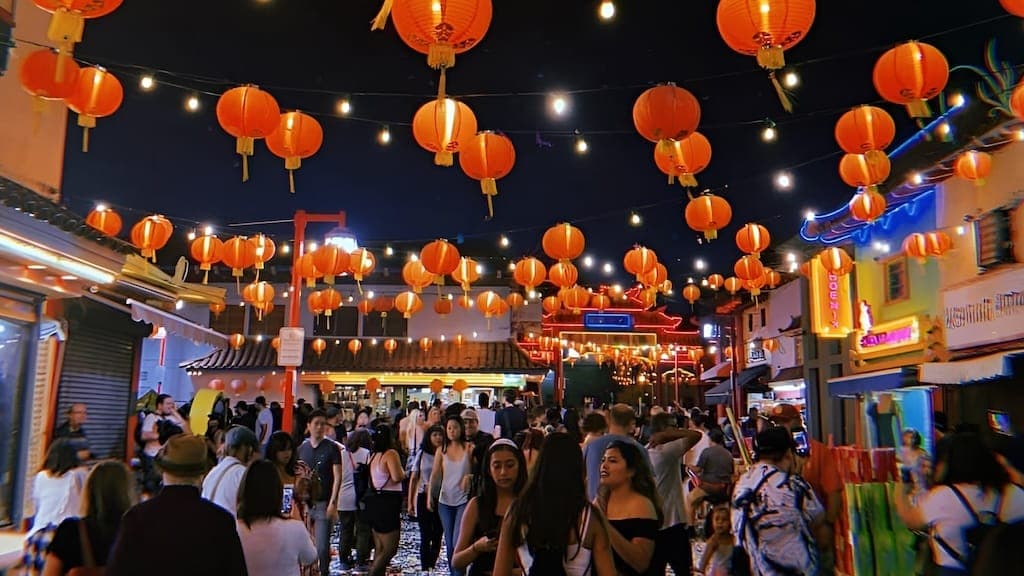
[352,452,372,510]
[935,485,1023,575]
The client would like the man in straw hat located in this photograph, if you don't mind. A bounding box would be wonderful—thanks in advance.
[107,434,248,575]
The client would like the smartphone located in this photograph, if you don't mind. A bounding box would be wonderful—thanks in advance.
[792,426,811,458]
[988,410,1015,436]
[282,484,295,515]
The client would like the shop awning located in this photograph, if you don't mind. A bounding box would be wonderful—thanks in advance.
[919,349,1024,385]
[700,360,733,382]
[769,365,805,389]
[828,367,919,398]
[704,364,771,405]
[126,298,229,348]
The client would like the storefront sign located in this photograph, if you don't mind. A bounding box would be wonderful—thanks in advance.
[277,327,305,366]
[853,316,921,359]
[809,256,854,338]
[747,346,767,366]
[943,267,1024,350]
[583,313,634,331]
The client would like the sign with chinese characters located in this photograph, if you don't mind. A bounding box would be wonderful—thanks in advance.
[583,313,634,331]
[942,267,1024,350]
[853,316,921,359]
[747,345,767,367]
[808,255,854,338]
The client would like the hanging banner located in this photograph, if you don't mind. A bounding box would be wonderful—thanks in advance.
[808,255,854,339]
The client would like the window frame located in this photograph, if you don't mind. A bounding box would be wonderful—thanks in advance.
[883,255,910,304]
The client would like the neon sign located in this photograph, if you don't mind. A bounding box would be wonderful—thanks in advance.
[853,316,922,359]
[808,255,853,338]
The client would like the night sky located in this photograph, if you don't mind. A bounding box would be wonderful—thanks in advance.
[56,0,1024,297]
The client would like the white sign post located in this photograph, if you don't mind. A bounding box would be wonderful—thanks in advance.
[277,327,305,367]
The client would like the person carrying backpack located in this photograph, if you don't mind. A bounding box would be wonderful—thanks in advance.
[895,431,1024,576]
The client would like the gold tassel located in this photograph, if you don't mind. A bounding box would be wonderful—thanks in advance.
[679,174,698,188]
[81,126,90,153]
[284,156,300,193]
[428,43,456,69]
[769,72,794,113]
[237,136,255,182]
[906,100,931,118]
[203,269,209,284]
[47,8,83,81]
[667,174,674,185]
[756,46,785,70]
[437,67,448,101]
[357,280,364,294]
[482,178,497,219]
[31,97,46,135]
[289,170,296,193]
[434,151,454,166]
[78,113,95,153]
[370,0,394,31]
[705,229,718,241]
[306,277,316,288]
[324,274,335,285]
[235,276,241,296]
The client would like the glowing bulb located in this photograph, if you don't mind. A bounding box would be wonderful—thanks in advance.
[378,126,391,144]
[367,291,375,299]
[761,126,777,142]
[384,245,394,256]
[308,242,318,252]
[789,262,799,273]
[599,0,615,20]
[187,231,196,241]
[687,277,694,285]
[786,252,797,263]
[1016,129,1024,142]
[139,75,155,90]
[337,99,352,115]
[280,243,290,255]
[409,252,418,262]
[911,172,924,185]
[695,258,706,271]
[185,95,200,111]
[956,225,966,236]
[612,284,622,293]
[783,71,799,88]
[499,235,509,247]
[475,264,484,275]
[551,95,568,116]
[575,137,589,153]
[950,93,965,108]
[204,225,213,236]
[805,210,816,221]
[937,121,952,138]
[630,212,642,226]
[95,203,108,212]
[508,262,515,271]
[582,255,594,268]
[472,331,478,338]
[528,290,538,300]
[701,278,709,287]
[603,262,614,274]
[775,171,793,190]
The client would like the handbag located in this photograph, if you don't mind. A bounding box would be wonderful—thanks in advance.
[67,519,104,576]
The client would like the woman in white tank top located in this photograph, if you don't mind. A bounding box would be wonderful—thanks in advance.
[493,432,615,576]
[429,415,473,576]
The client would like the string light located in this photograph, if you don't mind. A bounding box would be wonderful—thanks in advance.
[186,229,196,241]
[786,252,797,263]
[575,134,589,154]
[629,212,642,226]
[804,209,816,221]
[761,119,777,142]
[1016,129,1024,142]
[701,278,709,287]
[337,98,352,115]
[185,94,200,112]
[280,243,290,255]
[139,75,155,91]
[583,255,594,268]
[550,94,569,117]
[308,241,318,251]
[507,262,515,271]
[499,235,509,247]
[378,125,391,145]
[783,71,800,89]
[475,263,485,275]
[602,262,613,274]
[956,225,967,236]
[408,252,418,262]
[384,245,394,256]
[911,172,924,185]
[774,171,793,190]
[203,225,213,235]
[599,0,615,20]
[949,93,965,108]
[695,258,706,271]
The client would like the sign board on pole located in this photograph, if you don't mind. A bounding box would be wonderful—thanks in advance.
[277,327,305,367]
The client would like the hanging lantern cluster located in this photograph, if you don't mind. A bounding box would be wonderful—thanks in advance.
[633,83,709,187]
[33,0,122,74]
[835,105,895,222]
[903,231,953,262]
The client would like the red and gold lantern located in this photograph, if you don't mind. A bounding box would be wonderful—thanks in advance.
[265,111,324,193]
[548,262,579,289]
[632,83,701,145]
[459,131,516,218]
[735,223,771,258]
[542,223,585,263]
[412,98,478,166]
[65,66,123,152]
[835,105,896,153]
[85,206,121,237]
[216,85,281,181]
[190,234,224,284]
[514,257,547,291]
[873,41,949,118]
[130,215,173,262]
[848,189,887,223]
[685,194,732,240]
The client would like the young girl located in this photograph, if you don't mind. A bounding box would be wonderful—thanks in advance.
[452,439,528,576]
[699,505,736,576]
[428,415,472,576]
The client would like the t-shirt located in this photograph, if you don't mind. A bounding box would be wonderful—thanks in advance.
[201,456,248,516]
[141,414,184,457]
[47,517,116,570]
[236,517,318,576]
[476,407,496,434]
[297,438,342,503]
[256,408,274,446]
[684,431,709,469]
[30,470,85,537]
[920,483,1024,568]
[339,445,370,512]
[54,422,91,459]
[495,405,527,439]
[583,433,652,500]
[697,444,735,485]
[647,437,692,529]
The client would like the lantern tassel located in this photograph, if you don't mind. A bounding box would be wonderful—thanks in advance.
[768,72,794,113]
[81,126,90,153]
[285,156,301,193]
[370,0,394,30]
[203,269,209,285]
[704,229,718,241]
[481,178,498,219]
[237,137,255,182]
[235,276,241,296]
[428,43,456,70]
[678,174,698,188]
[434,151,454,166]
[437,67,448,101]
[356,279,364,295]
[667,174,674,185]
[31,97,46,135]
[289,170,296,193]
[756,46,785,70]
[906,100,931,119]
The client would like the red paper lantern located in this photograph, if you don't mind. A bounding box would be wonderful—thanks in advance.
[542,223,586,263]
[403,260,436,293]
[873,41,949,118]
[420,239,461,276]
[65,66,123,152]
[221,237,256,278]
[684,194,733,240]
[835,105,896,153]
[434,297,453,316]
[513,257,547,291]
[33,0,122,74]
[623,246,659,281]
[735,223,771,257]
[848,189,888,223]
[265,111,323,193]
[313,245,351,285]
[652,132,712,187]
[412,98,478,166]
[953,150,992,186]
[216,85,281,181]
[459,131,516,218]
[190,235,224,284]
[683,284,701,304]
[366,377,381,395]
[707,274,725,291]
[839,150,891,191]
[394,291,424,319]
[229,379,247,394]
[130,215,173,262]
[208,378,225,391]
[85,206,122,236]
[716,0,816,70]
[19,48,79,105]
[632,83,701,145]
[548,262,579,289]
[387,0,493,69]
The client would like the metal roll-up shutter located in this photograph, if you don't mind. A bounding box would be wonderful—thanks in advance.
[56,302,144,460]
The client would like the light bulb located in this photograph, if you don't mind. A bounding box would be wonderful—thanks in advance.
[805,210,816,221]
[630,212,642,226]
[139,75,155,91]
[378,126,391,145]
[775,171,793,190]
[603,262,614,274]
[582,255,594,268]
[911,172,924,185]
[204,225,213,236]
[384,245,394,256]
[187,230,196,241]
[695,258,706,271]
[280,243,290,255]
[599,0,615,20]
[185,95,200,111]
[761,126,777,142]
[575,137,589,153]
[337,99,352,115]
[499,235,509,247]
[409,252,418,262]
[783,71,799,88]
[950,93,965,108]
[551,95,568,116]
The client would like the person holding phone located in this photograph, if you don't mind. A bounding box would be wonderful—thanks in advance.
[452,439,528,576]
[236,460,318,576]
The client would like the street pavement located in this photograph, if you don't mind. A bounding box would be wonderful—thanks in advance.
[331,515,450,575]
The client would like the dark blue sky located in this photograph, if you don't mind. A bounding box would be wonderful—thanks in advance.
[58,0,1023,292]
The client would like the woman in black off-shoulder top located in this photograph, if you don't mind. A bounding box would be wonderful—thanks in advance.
[595,441,663,576]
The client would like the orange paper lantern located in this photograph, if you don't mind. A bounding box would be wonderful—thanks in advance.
[683,284,701,304]
[506,292,525,311]
[685,194,733,241]
[561,286,591,314]
[1001,0,1024,15]
[357,299,374,316]
[903,233,929,260]
[723,277,743,295]
[130,215,173,262]
[819,247,854,276]
[373,295,395,313]
[513,257,547,291]
[548,262,579,289]
[707,274,725,291]
[419,337,433,352]
[590,293,610,311]
[394,291,424,319]
[835,105,896,153]
[190,235,224,284]
[313,245,351,285]
[459,131,516,218]
[265,111,323,193]
[348,248,376,283]
[848,189,887,223]
[221,236,256,278]
[85,206,122,236]
[209,302,226,317]
[320,288,342,317]
[298,253,322,288]
[716,0,815,70]
[1011,81,1024,120]
[229,333,245,350]
[637,288,657,310]
[65,66,123,152]
[735,223,771,257]
[632,83,701,145]
[208,378,225,391]
[366,377,381,395]
[763,338,779,353]
[953,150,992,186]
[652,132,712,187]
[307,291,325,316]
[873,41,949,118]
[734,256,765,282]
[476,290,503,318]
[434,297,453,315]
[452,378,468,392]
[387,0,493,69]
[216,85,281,181]
[429,378,444,394]
[420,240,461,276]
[450,257,480,292]
[311,338,327,356]
[348,339,362,355]
[456,294,474,310]
[383,338,398,354]
[542,223,585,263]
[764,269,783,289]
[247,235,276,271]
[270,337,281,350]
[19,48,79,106]
[230,379,248,394]
[542,296,561,314]
[839,150,891,191]
[925,231,953,257]
[403,260,436,293]
[413,98,478,166]
[623,246,659,281]
[641,263,668,289]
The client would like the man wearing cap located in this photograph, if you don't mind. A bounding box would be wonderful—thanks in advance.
[202,426,259,516]
[461,408,494,495]
[732,427,824,576]
[767,403,842,574]
[107,435,248,576]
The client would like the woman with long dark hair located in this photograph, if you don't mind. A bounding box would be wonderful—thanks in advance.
[452,439,528,575]
[409,424,445,572]
[428,415,473,576]
[596,441,663,576]
[236,459,318,576]
[363,423,405,576]
[23,440,85,575]
[896,431,1024,575]
[42,461,135,575]
[494,432,615,576]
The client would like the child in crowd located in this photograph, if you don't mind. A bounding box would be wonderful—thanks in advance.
[699,505,738,576]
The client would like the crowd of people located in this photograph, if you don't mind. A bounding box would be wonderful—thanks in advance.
[17,389,1024,576]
